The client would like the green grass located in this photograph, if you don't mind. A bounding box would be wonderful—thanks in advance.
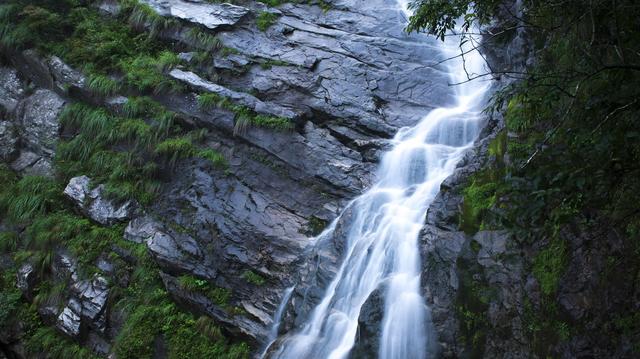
[256,11,279,31]
[242,270,266,286]
[120,53,182,94]
[87,73,121,96]
[186,28,220,52]
[126,1,176,37]
[197,93,293,134]
[0,175,62,223]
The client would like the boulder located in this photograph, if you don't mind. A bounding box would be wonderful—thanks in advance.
[64,176,138,225]
[72,276,110,332]
[57,299,82,337]
[16,263,37,299]
[14,89,65,157]
[140,0,249,30]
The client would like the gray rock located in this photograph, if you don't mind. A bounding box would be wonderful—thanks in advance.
[146,229,217,279]
[64,176,138,225]
[159,272,268,344]
[140,0,250,30]
[0,66,25,113]
[52,252,79,282]
[0,121,18,162]
[169,68,298,119]
[16,263,37,298]
[73,276,109,332]
[57,299,82,337]
[124,215,162,243]
[47,56,86,94]
[96,0,121,15]
[14,89,65,157]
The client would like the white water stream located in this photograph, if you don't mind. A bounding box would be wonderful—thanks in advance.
[270,1,492,358]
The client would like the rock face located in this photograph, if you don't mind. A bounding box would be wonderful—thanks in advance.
[6,0,628,358]
[14,89,64,158]
[64,176,138,225]
[0,63,67,176]
[0,120,18,162]
[0,67,25,113]
[141,0,250,30]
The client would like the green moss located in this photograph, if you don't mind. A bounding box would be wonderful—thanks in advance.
[460,176,497,235]
[26,326,100,359]
[308,216,327,236]
[177,274,232,306]
[0,276,21,331]
[532,239,566,296]
[487,130,506,161]
[243,270,266,286]
[120,53,181,93]
[455,257,493,358]
[256,11,279,31]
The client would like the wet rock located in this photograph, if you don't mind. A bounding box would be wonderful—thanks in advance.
[14,89,65,157]
[47,56,86,94]
[0,66,25,113]
[52,251,79,282]
[124,215,163,243]
[73,276,110,332]
[169,68,298,119]
[351,288,384,359]
[146,227,217,279]
[16,263,37,299]
[0,121,18,162]
[159,272,267,344]
[10,150,54,177]
[64,176,138,225]
[57,299,83,337]
[140,0,250,30]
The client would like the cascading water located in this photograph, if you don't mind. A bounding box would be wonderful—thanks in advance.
[270,1,492,358]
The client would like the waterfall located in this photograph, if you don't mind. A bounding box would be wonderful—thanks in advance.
[260,286,296,358]
[271,1,493,358]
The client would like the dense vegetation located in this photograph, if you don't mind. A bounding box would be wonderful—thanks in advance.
[409,0,640,356]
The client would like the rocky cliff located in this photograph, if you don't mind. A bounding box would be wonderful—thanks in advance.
[0,0,456,357]
[1,0,637,358]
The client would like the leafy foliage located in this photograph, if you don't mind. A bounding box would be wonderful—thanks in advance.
[410,0,640,355]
